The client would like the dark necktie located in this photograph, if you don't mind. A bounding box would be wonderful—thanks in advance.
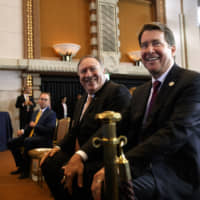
[146,80,161,117]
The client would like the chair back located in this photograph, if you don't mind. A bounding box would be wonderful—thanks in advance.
[52,118,59,143]
[56,117,71,143]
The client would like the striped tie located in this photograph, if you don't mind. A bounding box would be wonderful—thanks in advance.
[29,110,42,137]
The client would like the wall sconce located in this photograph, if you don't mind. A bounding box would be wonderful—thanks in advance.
[53,43,80,62]
[127,50,141,66]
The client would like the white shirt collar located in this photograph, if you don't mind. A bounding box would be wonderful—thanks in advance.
[152,63,174,85]
[88,94,95,98]
[41,107,48,113]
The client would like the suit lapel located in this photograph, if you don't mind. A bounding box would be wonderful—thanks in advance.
[78,82,109,123]
[37,107,49,123]
[22,95,25,101]
[73,94,87,125]
[135,81,152,120]
[80,81,109,121]
[156,65,179,105]
[79,96,96,122]
[82,96,95,116]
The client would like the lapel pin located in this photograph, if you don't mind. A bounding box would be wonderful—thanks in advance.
[169,81,175,87]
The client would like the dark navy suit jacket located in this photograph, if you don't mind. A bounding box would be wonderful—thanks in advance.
[24,107,56,146]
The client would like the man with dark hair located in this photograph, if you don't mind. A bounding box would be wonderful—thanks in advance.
[40,55,131,200]
[67,23,200,200]
[138,22,175,47]
[55,96,68,119]
[8,92,56,179]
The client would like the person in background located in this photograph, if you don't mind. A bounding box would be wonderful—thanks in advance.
[40,55,131,200]
[55,96,68,119]
[8,92,56,179]
[16,86,36,129]
[89,22,200,200]
[77,93,82,101]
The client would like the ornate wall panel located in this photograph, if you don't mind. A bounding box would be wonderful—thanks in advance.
[22,0,165,73]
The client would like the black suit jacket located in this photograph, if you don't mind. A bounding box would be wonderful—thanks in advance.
[55,103,67,119]
[24,107,57,146]
[82,64,200,199]
[16,94,36,129]
[59,80,131,160]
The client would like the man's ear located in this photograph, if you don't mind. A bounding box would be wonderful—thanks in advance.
[102,66,106,73]
[171,45,176,57]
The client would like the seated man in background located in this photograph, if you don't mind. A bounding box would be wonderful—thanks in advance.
[8,92,56,179]
[40,55,131,200]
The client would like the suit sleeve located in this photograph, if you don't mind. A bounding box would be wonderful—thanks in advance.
[29,97,36,110]
[16,96,25,108]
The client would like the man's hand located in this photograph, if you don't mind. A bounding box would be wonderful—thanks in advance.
[61,153,84,195]
[91,168,105,200]
[28,100,33,105]
[17,129,24,136]
[29,121,36,128]
[40,147,60,166]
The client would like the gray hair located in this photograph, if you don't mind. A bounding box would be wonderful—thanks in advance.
[77,55,104,72]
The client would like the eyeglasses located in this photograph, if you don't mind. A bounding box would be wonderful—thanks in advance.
[40,98,48,101]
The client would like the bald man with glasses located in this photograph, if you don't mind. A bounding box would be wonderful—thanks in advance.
[8,92,56,179]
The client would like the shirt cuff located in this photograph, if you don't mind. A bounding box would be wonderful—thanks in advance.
[75,150,88,162]
[54,145,61,150]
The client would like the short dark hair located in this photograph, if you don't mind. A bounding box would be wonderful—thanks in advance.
[138,22,175,47]
[60,96,66,102]
[77,55,103,71]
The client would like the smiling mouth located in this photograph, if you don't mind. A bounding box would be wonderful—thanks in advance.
[145,56,160,62]
[85,76,97,82]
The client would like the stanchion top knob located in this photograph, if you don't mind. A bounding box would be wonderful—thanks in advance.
[95,111,121,123]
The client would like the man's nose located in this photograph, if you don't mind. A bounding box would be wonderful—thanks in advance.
[145,43,155,53]
[85,69,92,76]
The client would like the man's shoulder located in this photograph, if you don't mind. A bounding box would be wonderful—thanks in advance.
[133,79,151,92]
[106,80,122,87]
[172,65,200,83]
[182,68,200,78]
[48,108,56,114]
[42,109,56,122]
[102,80,128,92]
[42,107,56,115]
[96,80,131,105]
[17,94,24,99]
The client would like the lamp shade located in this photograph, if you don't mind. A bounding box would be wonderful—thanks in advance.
[127,50,141,62]
[53,43,80,57]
